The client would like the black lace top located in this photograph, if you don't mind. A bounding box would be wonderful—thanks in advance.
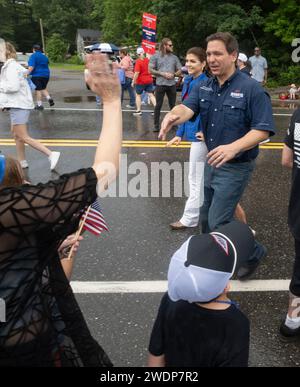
[0,168,112,367]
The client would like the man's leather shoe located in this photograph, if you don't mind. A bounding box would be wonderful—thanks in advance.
[237,260,261,281]
[169,221,187,230]
[279,320,300,343]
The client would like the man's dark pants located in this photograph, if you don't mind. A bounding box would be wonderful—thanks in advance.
[154,85,177,130]
[290,238,300,297]
[200,160,266,265]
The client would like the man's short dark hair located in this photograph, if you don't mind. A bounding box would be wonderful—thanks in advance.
[206,32,239,54]
[33,44,41,50]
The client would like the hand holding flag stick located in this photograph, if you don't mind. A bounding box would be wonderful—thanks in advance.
[66,200,109,260]
[66,205,91,260]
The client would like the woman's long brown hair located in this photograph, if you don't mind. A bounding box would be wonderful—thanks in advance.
[0,156,24,188]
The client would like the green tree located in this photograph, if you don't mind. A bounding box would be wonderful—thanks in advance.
[102,0,152,46]
[265,0,300,44]
[0,0,39,50]
[89,0,105,28]
[149,1,265,56]
[46,33,68,62]
[0,0,14,42]
[30,0,99,51]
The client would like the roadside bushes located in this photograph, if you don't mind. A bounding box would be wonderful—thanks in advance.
[279,65,300,85]
[46,33,68,63]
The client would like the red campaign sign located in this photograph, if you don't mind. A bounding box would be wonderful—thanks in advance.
[142,40,156,55]
[142,12,157,31]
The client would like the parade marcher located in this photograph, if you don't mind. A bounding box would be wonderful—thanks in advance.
[166,47,208,230]
[280,108,300,341]
[167,47,256,233]
[28,44,55,110]
[149,38,182,132]
[159,32,275,280]
[132,47,156,116]
[0,52,122,367]
[148,221,252,367]
[119,49,136,109]
[237,53,252,77]
[249,47,268,85]
[0,42,60,170]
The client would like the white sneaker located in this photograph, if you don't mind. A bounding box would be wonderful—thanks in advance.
[133,111,142,116]
[49,152,60,170]
[20,160,29,169]
[126,105,135,109]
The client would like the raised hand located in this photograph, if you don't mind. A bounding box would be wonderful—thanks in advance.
[85,53,121,103]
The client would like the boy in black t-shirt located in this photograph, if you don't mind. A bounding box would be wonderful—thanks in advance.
[148,221,253,367]
[280,108,300,341]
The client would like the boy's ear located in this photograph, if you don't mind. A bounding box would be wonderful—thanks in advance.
[224,282,231,293]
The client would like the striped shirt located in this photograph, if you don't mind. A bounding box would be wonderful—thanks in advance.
[285,108,300,238]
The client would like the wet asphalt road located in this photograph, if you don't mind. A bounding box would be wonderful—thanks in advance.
[1,69,300,367]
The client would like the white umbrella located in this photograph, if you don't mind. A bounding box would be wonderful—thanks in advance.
[86,43,120,53]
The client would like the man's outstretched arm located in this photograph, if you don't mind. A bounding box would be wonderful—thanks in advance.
[159,104,194,140]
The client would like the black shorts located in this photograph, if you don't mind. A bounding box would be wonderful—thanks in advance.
[31,77,49,91]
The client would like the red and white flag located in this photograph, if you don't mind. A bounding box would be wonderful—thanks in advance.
[82,200,108,236]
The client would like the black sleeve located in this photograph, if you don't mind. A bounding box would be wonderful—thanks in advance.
[285,111,297,149]
[1,168,97,232]
[148,293,169,356]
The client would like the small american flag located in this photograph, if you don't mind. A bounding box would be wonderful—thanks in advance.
[82,200,108,236]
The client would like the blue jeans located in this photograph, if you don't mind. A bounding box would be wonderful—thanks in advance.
[121,77,136,107]
[200,160,264,264]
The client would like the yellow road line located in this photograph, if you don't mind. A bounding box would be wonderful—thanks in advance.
[0,138,284,149]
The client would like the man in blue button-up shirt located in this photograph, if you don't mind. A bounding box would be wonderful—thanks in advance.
[159,32,275,280]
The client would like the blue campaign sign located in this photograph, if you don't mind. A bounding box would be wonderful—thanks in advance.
[142,27,156,43]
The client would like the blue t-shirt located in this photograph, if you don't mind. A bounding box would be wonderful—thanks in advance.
[28,51,50,78]
[183,69,275,161]
[176,73,208,142]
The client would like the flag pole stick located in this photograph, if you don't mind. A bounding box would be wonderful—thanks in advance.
[67,205,91,260]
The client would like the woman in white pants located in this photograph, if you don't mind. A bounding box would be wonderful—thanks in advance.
[0,41,60,170]
[167,47,208,229]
